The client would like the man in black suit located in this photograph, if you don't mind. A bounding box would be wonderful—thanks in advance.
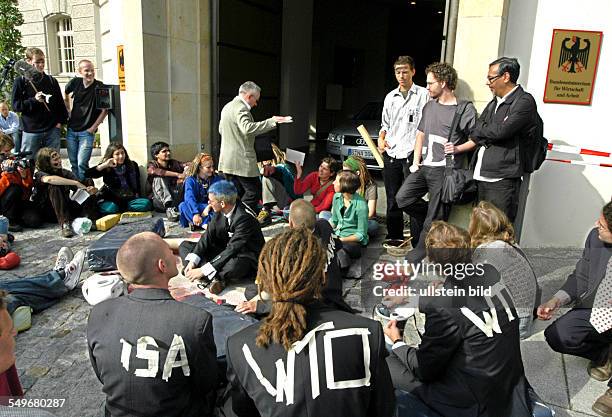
[180,180,265,294]
[538,201,612,416]
[470,57,538,222]
[235,199,353,316]
[86,232,218,417]
[226,227,395,417]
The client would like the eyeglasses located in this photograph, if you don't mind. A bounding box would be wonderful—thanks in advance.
[486,74,503,83]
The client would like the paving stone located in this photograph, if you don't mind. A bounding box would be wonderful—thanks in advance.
[522,339,570,409]
[3,158,589,416]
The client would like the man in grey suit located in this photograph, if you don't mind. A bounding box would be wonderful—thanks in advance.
[218,81,292,212]
[87,232,218,417]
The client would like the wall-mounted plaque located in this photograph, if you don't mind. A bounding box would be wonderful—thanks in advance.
[544,29,602,105]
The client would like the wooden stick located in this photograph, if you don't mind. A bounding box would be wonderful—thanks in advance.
[27,79,51,112]
[356,125,384,168]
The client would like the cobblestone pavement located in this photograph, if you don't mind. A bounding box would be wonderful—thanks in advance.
[2,202,606,417]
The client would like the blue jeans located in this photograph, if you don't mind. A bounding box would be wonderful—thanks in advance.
[10,131,21,155]
[66,129,95,181]
[21,127,61,160]
[395,390,442,417]
[0,271,68,315]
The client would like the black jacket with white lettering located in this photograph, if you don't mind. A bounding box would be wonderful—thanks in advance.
[226,302,395,417]
[387,267,532,417]
[86,288,218,417]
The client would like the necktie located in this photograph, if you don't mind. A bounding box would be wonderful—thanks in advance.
[590,256,612,333]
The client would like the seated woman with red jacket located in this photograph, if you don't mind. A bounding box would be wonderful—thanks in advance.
[85,142,151,215]
[293,156,340,215]
[0,133,41,231]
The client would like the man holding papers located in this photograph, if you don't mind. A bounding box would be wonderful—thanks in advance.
[218,81,292,213]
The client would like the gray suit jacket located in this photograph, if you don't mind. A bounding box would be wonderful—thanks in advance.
[218,96,277,177]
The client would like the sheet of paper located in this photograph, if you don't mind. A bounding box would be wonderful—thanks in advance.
[276,116,293,124]
[286,148,305,166]
[70,188,90,205]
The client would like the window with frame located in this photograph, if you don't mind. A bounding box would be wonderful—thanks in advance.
[55,17,75,74]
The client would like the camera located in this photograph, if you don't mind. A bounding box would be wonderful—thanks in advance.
[0,151,32,174]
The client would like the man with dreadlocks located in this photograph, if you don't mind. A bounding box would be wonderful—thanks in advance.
[226,227,395,417]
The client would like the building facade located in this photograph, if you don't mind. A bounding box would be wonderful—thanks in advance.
[15,0,612,247]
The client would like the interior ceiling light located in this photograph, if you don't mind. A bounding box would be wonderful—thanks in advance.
[438,10,443,14]
[410,1,416,4]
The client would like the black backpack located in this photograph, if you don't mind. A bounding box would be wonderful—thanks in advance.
[508,90,548,173]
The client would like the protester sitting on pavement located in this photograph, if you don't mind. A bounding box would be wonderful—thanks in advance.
[145,141,188,222]
[293,156,340,215]
[87,232,218,417]
[85,142,151,215]
[179,180,265,295]
[236,199,353,316]
[32,147,99,238]
[469,201,540,339]
[343,155,379,235]
[256,143,302,226]
[384,221,532,417]
[178,152,222,230]
[226,227,395,417]
[0,216,19,270]
[537,200,612,417]
[0,133,41,231]
[330,170,369,272]
[0,246,85,333]
[0,102,20,149]
[0,290,60,415]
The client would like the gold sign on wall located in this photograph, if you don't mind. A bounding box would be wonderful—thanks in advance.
[544,29,602,105]
[117,45,126,91]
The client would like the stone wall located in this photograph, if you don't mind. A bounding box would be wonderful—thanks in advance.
[17,0,101,83]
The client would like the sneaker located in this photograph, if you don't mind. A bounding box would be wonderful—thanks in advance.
[166,207,180,222]
[593,388,612,417]
[208,279,225,295]
[63,250,85,291]
[11,306,32,333]
[53,247,74,272]
[257,209,271,226]
[61,223,75,238]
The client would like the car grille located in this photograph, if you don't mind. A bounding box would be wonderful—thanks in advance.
[342,135,364,146]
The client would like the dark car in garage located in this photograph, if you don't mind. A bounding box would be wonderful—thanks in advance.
[326,102,383,170]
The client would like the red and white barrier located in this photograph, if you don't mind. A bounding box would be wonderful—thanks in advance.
[546,143,612,168]
[546,158,612,168]
[547,143,612,158]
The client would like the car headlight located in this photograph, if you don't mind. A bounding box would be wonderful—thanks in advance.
[327,133,342,144]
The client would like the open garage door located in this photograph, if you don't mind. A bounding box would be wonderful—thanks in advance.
[211,0,283,157]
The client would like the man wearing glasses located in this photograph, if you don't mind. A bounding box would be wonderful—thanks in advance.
[537,201,612,416]
[470,57,538,222]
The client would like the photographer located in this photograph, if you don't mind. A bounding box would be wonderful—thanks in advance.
[32,147,99,238]
[0,133,40,232]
